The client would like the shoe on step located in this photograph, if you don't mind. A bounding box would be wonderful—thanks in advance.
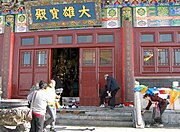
[157,124,164,127]
[99,104,105,108]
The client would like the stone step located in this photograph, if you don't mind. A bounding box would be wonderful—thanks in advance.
[58,110,133,116]
[85,111,133,116]
[57,114,133,121]
[56,106,135,127]
[56,118,133,127]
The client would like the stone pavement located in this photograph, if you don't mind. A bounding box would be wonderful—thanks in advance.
[44,125,180,132]
[4,122,180,132]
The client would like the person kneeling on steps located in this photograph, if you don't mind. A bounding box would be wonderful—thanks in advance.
[142,93,169,127]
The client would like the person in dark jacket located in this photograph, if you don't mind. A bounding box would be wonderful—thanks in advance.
[53,75,63,105]
[142,93,169,127]
[104,74,120,109]
[53,75,63,90]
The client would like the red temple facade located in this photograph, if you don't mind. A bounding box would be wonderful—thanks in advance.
[0,0,180,106]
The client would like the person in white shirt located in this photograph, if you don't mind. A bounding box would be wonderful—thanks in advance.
[27,80,50,132]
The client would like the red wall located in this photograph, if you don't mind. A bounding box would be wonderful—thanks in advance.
[134,27,180,77]
[0,34,3,76]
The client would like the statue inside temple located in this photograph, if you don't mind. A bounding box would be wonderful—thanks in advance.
[52,48,79,97]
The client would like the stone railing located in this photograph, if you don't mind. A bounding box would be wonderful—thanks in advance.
[134,91,145,128]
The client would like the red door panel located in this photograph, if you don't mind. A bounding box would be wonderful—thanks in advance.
[34,50,49,83]
[19,73,33,96]
[18,50,34,96]
[34,73,48,84]
[18,49,49,97]
[81,69,97,97]
[79,48,98,106]
[98,48,114,97]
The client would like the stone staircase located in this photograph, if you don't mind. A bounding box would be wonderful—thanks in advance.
[56,106,135,127]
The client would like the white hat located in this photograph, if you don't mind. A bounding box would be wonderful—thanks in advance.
[104,74,109,77]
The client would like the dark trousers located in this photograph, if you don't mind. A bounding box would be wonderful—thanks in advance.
[100,89,108,105]
[30,113,45,132]
[59,96,63,105]
[109,89,119,107]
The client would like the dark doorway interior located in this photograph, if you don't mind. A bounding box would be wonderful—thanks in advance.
[52,48,79,97]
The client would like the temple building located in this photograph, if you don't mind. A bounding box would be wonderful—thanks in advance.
[0,0,180,106]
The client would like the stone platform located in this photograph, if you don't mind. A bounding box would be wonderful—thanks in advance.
[55,106,180,128]
[56,106,135,127]
[143,109,180,125]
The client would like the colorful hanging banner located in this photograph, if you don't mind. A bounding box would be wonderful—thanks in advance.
[134,85,180,105]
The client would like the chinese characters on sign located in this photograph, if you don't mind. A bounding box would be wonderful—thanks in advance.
[25,0,101,29]
[31,2,95,23]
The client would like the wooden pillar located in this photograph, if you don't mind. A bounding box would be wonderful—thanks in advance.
[0,76,2,99]
[121,7,135,103]
[1,26,14,99]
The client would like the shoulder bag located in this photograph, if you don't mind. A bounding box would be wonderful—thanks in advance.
[26,91,37,121]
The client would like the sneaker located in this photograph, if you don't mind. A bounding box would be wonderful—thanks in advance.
[157,124,164,127]
[145,124,151,128]
[59,105,64,109]
[118,104,124,108]
[99,104,105,108]
[154,123,164,127]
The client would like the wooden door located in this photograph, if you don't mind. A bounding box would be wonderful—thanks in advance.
[98,48,114,96]
[79,48,98,106]
[79,48,115,106]
[18,49,50,96]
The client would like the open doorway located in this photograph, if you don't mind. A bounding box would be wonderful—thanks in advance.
[52,48,79,97]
